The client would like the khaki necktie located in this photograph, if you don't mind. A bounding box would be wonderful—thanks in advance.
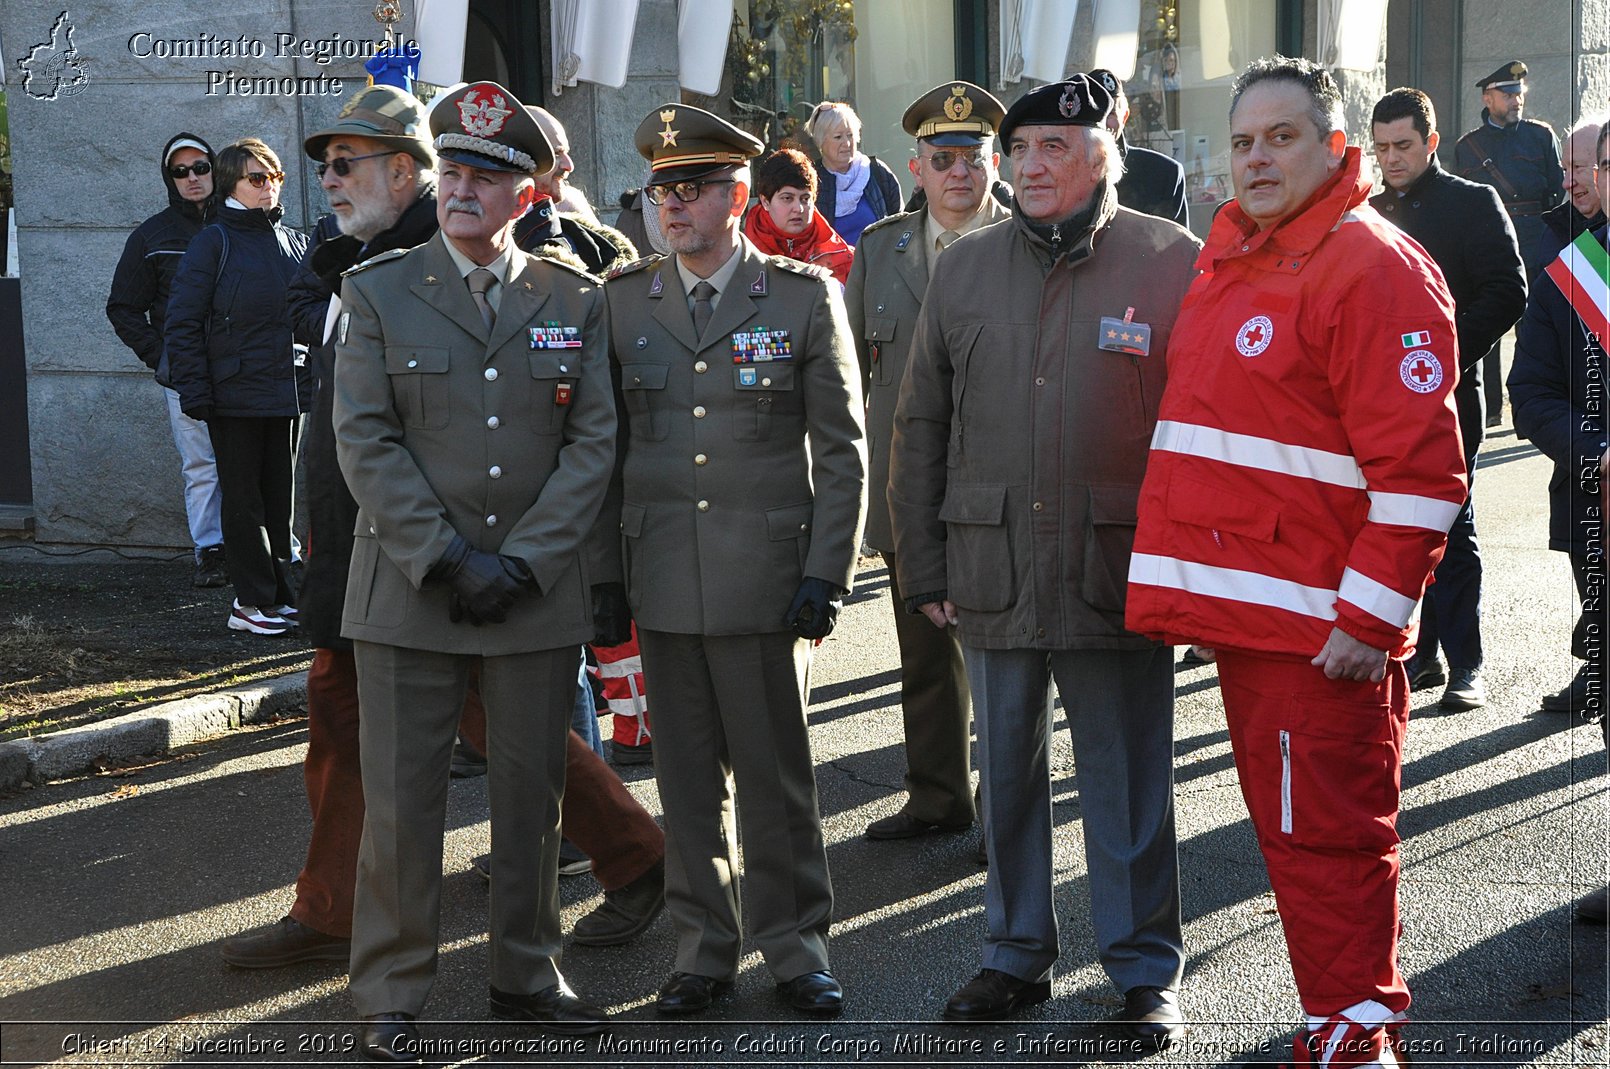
[691,280,717,340]
[467,268,497,333]
[938,229,961,253]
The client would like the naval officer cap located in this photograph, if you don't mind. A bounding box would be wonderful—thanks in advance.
[635,103,764,186]
[997,74,1113,145]
[429,81,554,176]
[901,82,1007,146]
[305,83,435,166]
[1476,60,1528,91]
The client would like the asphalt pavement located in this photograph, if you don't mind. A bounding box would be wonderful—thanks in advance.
[1,422,1606,1067]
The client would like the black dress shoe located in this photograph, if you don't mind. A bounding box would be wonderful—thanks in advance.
[220,916,350,969]
[490,983,608,1035]
[865,811,971,840]
[360,1013,419,1063]
[656,972,731,1015]
[1116,985,1185,1047]
[1440,668,1486,710]
[776,970,843,1017]
[942,968,1051,1021]
[1406,653,1446,691]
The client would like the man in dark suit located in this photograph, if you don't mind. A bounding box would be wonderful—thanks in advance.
[1090,68,1189,227]
[1370,87,1527,712]
[604,104,866,1020]
[334,81,617,1060]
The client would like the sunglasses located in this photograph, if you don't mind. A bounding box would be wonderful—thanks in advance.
[315,151,394,179]
[921,149,986,172]
[168,161,211,179]
[244,170,287,188]
[644,178,735,205]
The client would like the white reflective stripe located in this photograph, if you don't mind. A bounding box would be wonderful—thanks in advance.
[1334,210,1371,230]
[1279,730,1292,834]
[1129,553,1339,621]
[1366,491,1462,532]
[1337,567,1417,628]
[1151,421,1366,489]
[594,658,643,678]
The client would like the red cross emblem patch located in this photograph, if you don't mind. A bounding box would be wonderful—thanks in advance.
[1235,315,1273,357]
[1400,350,1443,393]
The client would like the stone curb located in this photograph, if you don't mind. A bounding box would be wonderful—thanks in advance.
[0,671,309,792]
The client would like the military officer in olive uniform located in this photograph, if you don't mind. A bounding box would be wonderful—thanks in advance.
[334,82,616,1059]
[604,104,867,1019]
[1457,60,1563,425]
[846,82,1010,842]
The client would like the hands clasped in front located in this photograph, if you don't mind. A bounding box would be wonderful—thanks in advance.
[431,534,537,625]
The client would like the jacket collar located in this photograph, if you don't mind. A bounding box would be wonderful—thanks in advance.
[1010,181,1118,270]
[1398,155,1445,199]
[219,202,284,230]
[1201,146,1371,271]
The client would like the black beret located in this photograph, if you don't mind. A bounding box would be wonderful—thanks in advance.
[1476,60,1527,90]
[998,75,1113,145]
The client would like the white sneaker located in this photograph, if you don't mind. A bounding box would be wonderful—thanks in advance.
[267,604,300,626]
[228,601,291,635]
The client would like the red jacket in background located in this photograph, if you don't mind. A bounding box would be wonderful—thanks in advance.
[1126,147,1467,657]
[743,203,855,285]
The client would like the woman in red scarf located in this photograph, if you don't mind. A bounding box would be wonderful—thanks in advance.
[742,148,854,285]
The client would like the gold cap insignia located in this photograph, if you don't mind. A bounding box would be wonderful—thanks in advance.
[943,86,974,122]
[1509,62,1525,76]
[659,109,679,147]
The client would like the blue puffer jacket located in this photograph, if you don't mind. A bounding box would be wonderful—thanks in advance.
[165,202,311,419]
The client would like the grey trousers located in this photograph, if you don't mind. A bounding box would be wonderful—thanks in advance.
[348,640,574,1016]
[964,644,1184,992]
[637,628,832,982]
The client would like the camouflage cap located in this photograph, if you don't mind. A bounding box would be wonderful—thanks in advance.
[901,82,1006,146]
[305,83,434,166]
[634,104,763,186]
[429,81,553,176]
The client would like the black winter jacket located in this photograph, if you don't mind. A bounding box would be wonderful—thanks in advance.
[105,132,216,369]
[165,203,311,420]
[286,189,438,649]
[1371,158,1528,455]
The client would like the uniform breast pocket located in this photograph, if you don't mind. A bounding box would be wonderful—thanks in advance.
[863,316,898,387]
[529,352,579,435]
[732,363,795,440]
[384,346,451,430]
[620,362,670,441]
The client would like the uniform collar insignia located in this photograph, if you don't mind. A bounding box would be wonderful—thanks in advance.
[750,270,767,295]
[649,271,664,297]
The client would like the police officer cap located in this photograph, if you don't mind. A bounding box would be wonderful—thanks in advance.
[901,82,1007,146]
[998,74,1113,145]
[1476,60,1528,91]
[635,104,764,186]
[306,84,435,166]
[429,81,554,176]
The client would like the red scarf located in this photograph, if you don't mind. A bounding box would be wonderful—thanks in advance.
[743,204,855,285]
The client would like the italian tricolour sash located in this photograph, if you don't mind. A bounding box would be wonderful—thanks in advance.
[1545,229,1610,345]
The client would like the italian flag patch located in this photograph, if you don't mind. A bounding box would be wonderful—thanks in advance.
[1546,230,1610,345]
[1400,330,1431,348]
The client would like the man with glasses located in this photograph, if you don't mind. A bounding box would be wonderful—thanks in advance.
[891,75,1196,1042]
[845,82,1009,849]
[603,103,866,1019]
[1509,128,1610,893]
[107,132,226,588]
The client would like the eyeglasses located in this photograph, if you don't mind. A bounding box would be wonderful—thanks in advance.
[644,179,735,205]
[244,170,287,188]
[920,149,986,172]
[315,151,394,179]
[168,161,211,179]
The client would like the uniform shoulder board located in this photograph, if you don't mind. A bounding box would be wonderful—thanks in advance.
[769,255,833,281]
[530,246,602,282]
[860,210,916,238]
[1529,117,1557,135]
[341,247,410,276]
[605,254,664,281]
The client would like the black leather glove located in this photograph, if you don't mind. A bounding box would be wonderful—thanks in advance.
[787,576,843,641]
[431,535,524,624]
[182,403,212,423]
[591,582,632,647]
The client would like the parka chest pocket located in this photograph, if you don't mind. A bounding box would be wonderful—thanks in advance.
[528,352,579,435]
[620,362,670,441]
[732,363,795,440]
[385,346,451,430]
[864,316,898,387]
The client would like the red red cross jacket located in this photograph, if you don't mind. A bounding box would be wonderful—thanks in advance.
[1126,148,1467,657]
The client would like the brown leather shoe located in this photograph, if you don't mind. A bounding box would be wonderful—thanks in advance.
[220,916,350,969]
[489,982,608,1035]
[942,968,1050,1021]
[865,811,971,840]
[1116,985,1185,1047]
[573,861,665,946]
